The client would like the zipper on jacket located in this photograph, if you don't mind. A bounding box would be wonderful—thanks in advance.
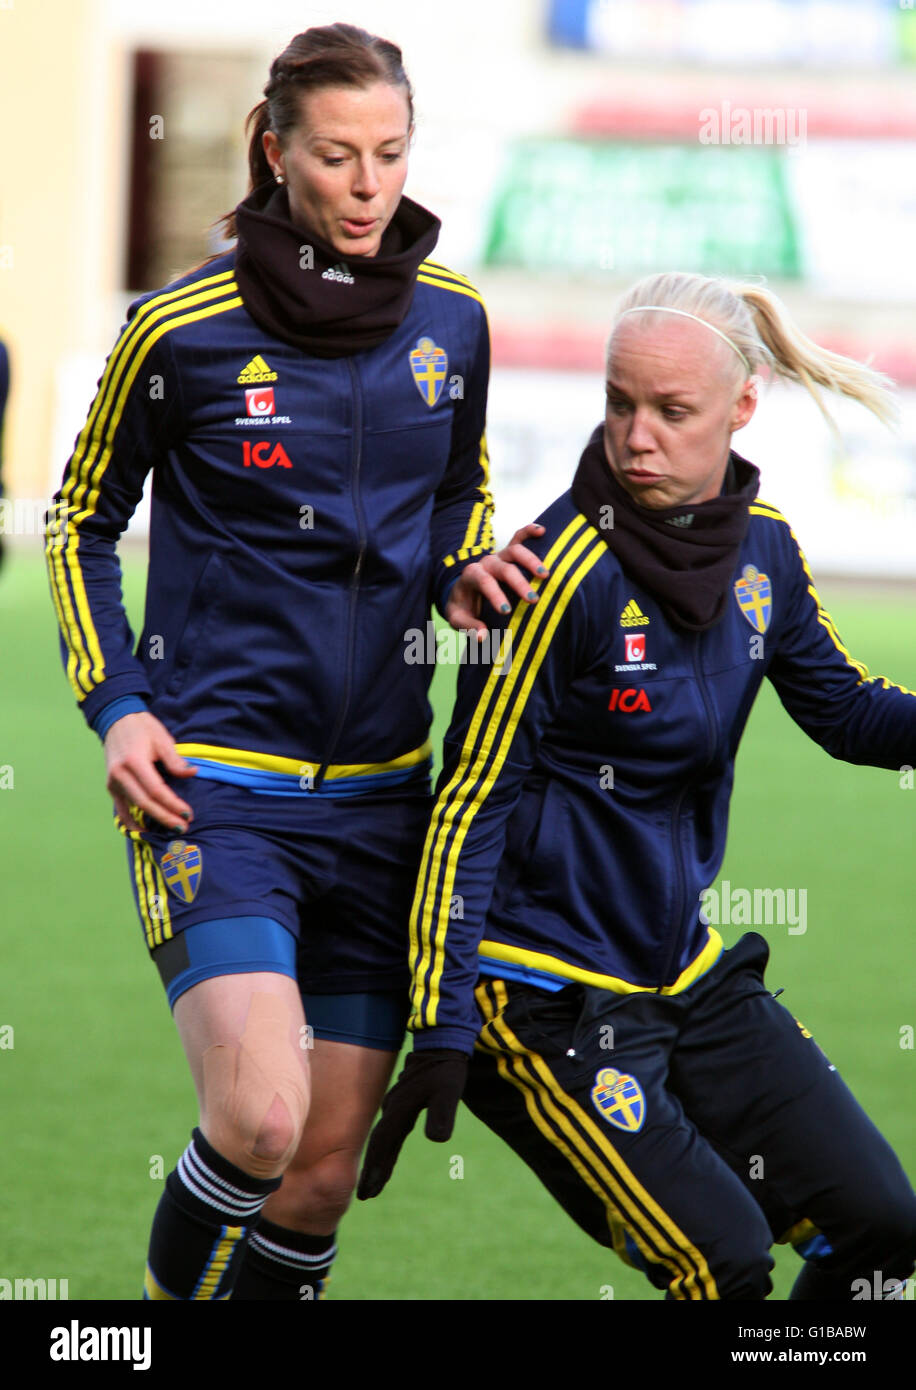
[314,359,368,791]
[656,784,688,993]
[656,632,718,990]
[692,631,718,767]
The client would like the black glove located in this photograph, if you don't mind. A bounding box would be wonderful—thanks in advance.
[357,1048,469,1200]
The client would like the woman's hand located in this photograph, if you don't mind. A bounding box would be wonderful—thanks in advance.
[104,711,197,833]
[357,1048,470,1200]
[444,523,548,635]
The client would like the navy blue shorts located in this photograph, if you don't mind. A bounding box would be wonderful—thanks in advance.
[122,776,430,1048]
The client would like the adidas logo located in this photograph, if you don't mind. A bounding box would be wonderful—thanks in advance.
[321,262,355,285]
[619,599,650,628]
[237,355,278,384]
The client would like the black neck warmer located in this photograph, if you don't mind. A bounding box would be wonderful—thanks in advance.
[233,182,441,358]
[571,425,761,631]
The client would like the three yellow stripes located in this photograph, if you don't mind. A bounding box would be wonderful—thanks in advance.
[46,271,242,701]
[475,981,718,1300]
[409,516,605,1029]
[120,817,173,948]
[418,261,494,563]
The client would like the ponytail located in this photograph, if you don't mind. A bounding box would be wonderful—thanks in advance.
[243,98,274,194]
[613,272,897,433]
[737,283,897,431]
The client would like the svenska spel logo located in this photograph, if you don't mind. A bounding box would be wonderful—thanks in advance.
[246,386,275,417]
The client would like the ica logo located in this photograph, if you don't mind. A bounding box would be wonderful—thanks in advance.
[608,687,652,713]
[243,440,292,469]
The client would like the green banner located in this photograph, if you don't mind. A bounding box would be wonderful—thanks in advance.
[484,141,801,278]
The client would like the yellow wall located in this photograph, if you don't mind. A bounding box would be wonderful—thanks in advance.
[0,0,122,500]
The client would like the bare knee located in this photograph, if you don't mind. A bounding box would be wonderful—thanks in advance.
[278,1149,360,1228]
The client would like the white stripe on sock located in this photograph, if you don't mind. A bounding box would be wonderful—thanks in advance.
[249,1231,338,1271]
[178,1145,266,1219]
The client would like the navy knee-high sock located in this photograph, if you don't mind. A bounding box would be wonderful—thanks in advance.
[144,1128,281,1300]
[231,1217,338,1300]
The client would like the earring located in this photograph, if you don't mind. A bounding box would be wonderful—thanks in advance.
[275,173,285,184]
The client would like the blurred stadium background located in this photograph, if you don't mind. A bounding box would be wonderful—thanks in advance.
[0,0,914,1300]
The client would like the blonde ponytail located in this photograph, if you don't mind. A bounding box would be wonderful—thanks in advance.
[736,283,897,431]
[612,272,897,433]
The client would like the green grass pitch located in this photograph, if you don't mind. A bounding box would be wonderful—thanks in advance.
[1,546,913,1300]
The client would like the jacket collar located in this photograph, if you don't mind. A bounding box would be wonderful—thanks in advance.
[233,182,441,358]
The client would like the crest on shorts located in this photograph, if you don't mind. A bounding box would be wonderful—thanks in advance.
[734,564,772,633]
[590,1067,645,1133]
[409,336,448,407]
[160,840,202,903]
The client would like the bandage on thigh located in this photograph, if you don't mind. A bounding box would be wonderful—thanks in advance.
[201,992,309,1178]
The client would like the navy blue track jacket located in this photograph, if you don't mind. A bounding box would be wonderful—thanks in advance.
[408,481,916,1053]
[46,255,493,795]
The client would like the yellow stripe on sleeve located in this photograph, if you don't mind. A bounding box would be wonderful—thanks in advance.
[420,259,476,287]
[410,516,605,1028]
[416,272,486,310]
[751,504,916,695]
[442,428,494,565]
[48,280,241,700]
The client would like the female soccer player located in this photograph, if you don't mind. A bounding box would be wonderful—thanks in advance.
[46,23,542,1301]
[359,271,916,1301]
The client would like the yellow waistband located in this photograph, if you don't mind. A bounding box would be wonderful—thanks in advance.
[478,929,724,996]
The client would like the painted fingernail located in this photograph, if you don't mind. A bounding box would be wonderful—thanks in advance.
[526,590,538,601]
[537,566,547,575]
[500,602,511,613]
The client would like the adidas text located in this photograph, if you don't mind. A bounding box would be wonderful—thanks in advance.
[322,264,354,284]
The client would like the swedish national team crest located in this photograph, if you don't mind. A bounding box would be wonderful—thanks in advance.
[161,840,202,904]
[733,564,772,633]
[590,1067,645,1133]
[409,336,448,407]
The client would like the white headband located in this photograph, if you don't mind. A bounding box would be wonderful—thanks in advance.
[617,306,752,375]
